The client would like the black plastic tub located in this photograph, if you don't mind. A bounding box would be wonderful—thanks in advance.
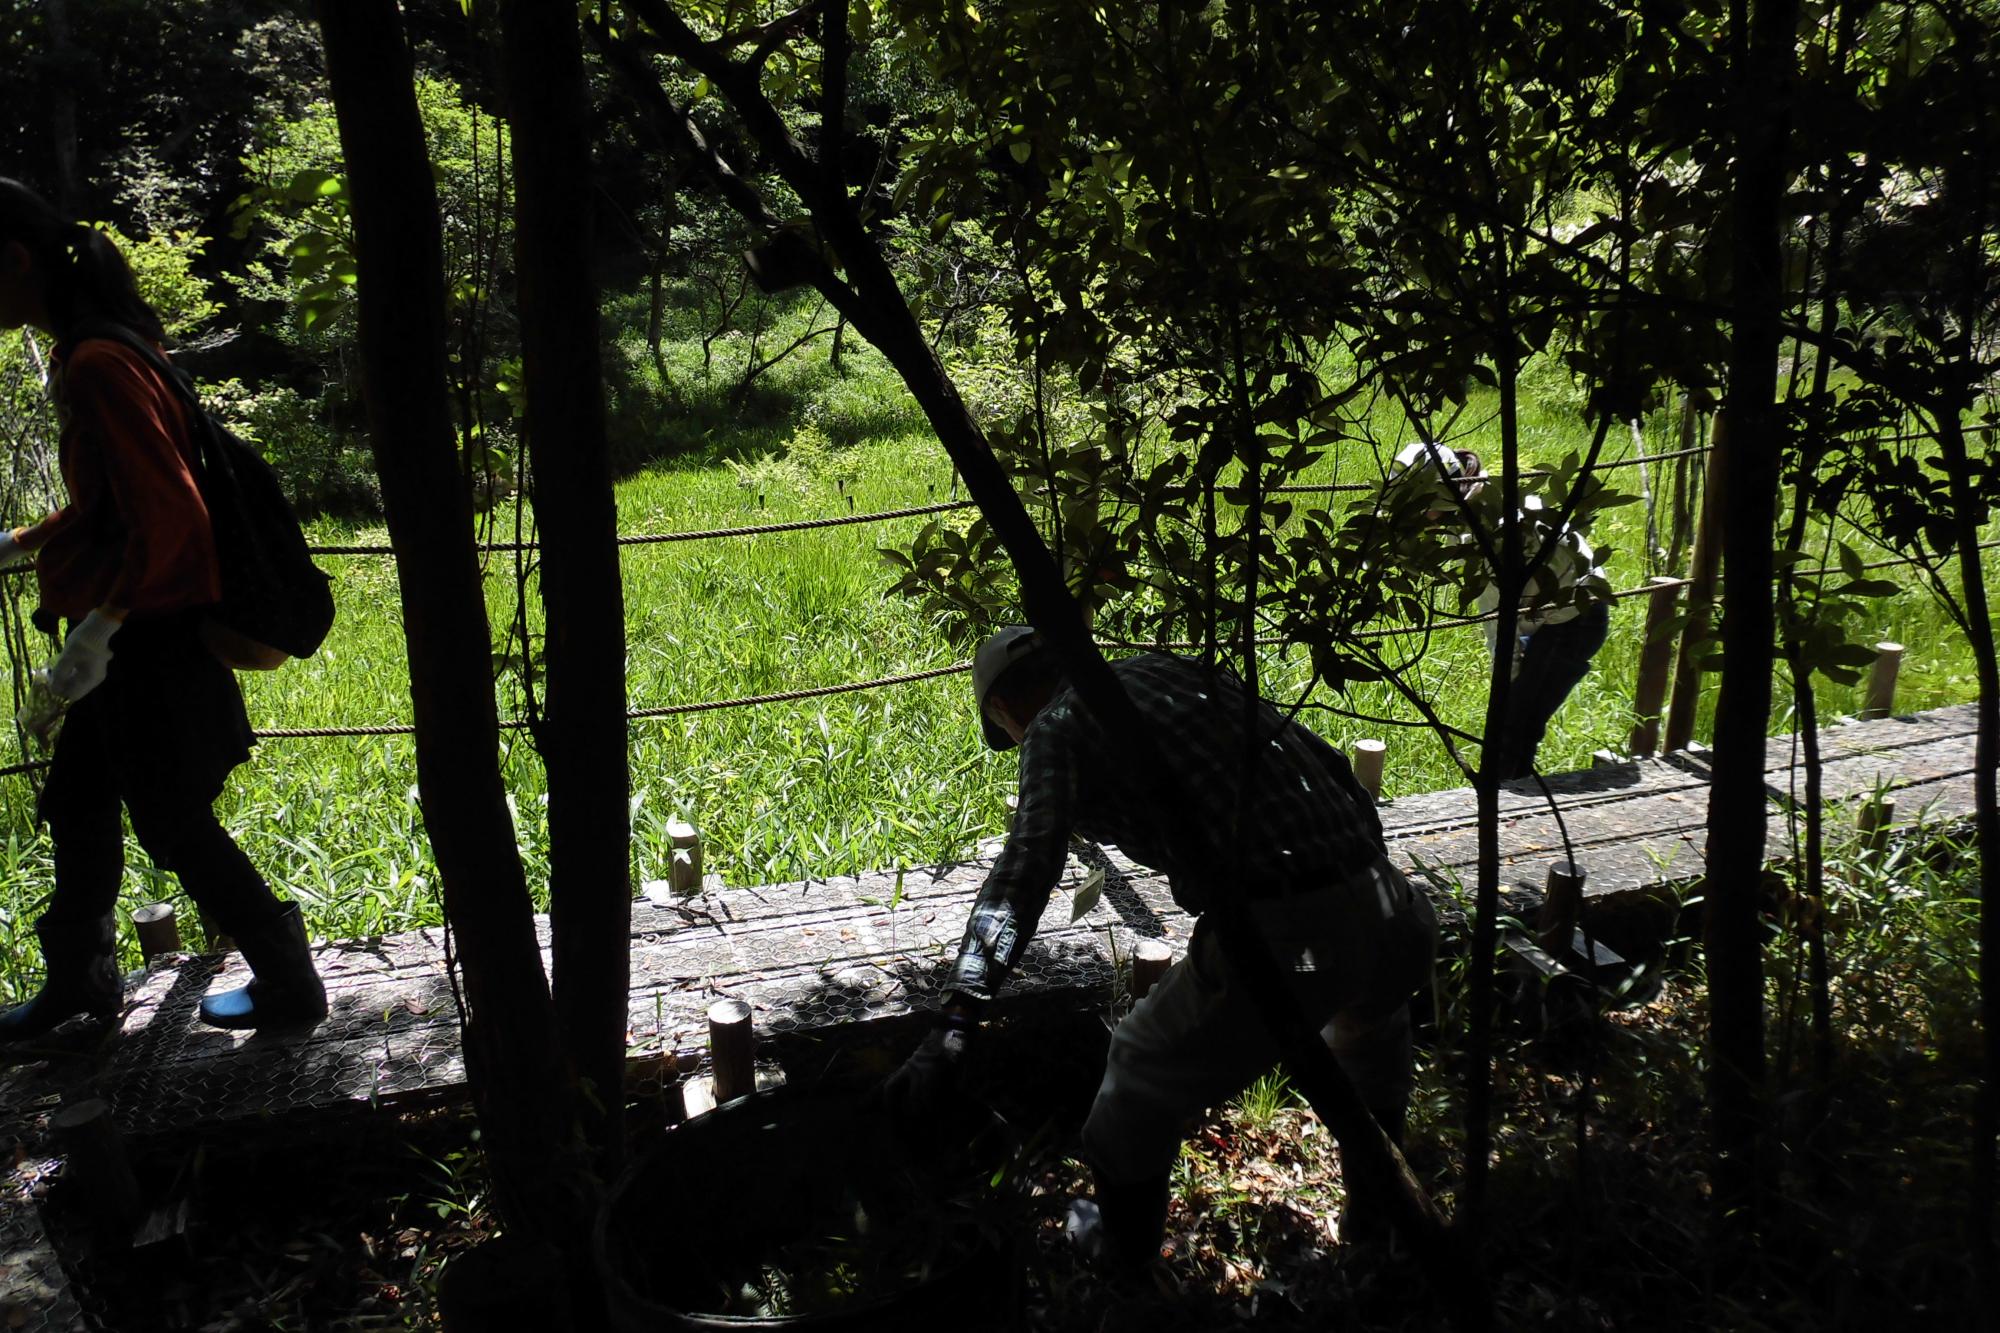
[594,1085,1014,1331]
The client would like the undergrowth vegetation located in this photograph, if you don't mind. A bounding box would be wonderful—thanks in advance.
[50,820,1974,1331]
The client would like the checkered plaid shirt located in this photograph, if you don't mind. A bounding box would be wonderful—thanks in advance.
[946,653,1386,1002]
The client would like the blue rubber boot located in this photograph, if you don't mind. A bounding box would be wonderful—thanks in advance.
[199,903,327,1030]
[0,913,121,1042]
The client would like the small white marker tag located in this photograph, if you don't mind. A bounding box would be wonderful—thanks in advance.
[1069,867,1106,923]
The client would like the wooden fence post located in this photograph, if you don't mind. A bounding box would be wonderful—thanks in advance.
[1628,576,1684,755]
[707,997,754,1104]
[1665,413,1727,752]
[51,1099,142,1237]
[668,819,703,894]
[1130,939,1173,1002]
[1352,738,1386,802]
[132,903,181,962]
[1536,861,1587,956]
[1857,795,1896,860]
[1861,641,1904,720]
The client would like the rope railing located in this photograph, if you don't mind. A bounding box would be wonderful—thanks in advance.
[308,498,981,557]
[313,445,1708,552]
[3,448,1994,779]
[2,534,1995,775]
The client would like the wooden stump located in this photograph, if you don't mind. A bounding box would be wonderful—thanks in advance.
[1536,861,1587,957]
[1130,939,1173,1002]
[133,903,181,961]
[1861,642,1904,720]
[51,1099,142,1237]
[667,819,703,895]
[1857,795,1896,860]
[707,998,754,1104]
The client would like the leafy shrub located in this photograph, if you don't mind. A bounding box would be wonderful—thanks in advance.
[202,377,379,517]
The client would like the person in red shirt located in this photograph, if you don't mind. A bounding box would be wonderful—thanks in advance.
[0,177,325,1040]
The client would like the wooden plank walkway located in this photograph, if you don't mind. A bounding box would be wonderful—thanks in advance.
[0,704,1981,1321]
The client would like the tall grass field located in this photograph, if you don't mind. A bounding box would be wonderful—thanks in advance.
[1,296,1993,999]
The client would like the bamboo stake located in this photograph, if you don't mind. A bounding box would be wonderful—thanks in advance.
[1665,413,1729,752]
[1352,738,1386,802]
[1629,576,1685,755]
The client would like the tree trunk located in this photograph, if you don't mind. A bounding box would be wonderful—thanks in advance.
[313,0,578,1243]
[1704,0,1801,1249]
[601,10,1479,1320]
[1935,413,1998,1285]
[1463,343,1527,1239]
[500,0,633,1178]
[44,0,81,214]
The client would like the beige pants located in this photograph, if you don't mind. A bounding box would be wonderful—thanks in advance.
[1080,857,1437,1183]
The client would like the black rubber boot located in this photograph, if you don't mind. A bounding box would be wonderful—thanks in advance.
[1339,1102,1409,1251]
[199,903,327,1031]
[1091,1169,1172,1275]
[0,913,121,1042]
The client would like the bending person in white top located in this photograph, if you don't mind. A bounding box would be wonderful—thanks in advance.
[1392,442,1611,779]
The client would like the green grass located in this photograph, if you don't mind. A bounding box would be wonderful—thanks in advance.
[1,290,1992,1001]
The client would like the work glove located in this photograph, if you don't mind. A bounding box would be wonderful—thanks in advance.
[46,609,121,705]
[0,529,24,568]
[882,1009,977,1120]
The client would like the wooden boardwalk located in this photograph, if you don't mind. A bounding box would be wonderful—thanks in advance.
[0,704,1981,1327]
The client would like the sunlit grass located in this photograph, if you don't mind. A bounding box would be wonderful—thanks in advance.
[0,295,1990,999]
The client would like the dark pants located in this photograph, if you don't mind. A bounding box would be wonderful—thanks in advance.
[1492,601,1611,780]
[35,612,279,943]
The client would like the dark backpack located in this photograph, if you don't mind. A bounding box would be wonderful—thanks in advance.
[73,325,335,670]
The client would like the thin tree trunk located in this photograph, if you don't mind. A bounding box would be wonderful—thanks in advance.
[1463,341,1526,1241]
[44,0,81,214]
[1935,412,1998,1285]
[1704,0,1801,1250]
[600,10,1480,1322]
[500,0,632,1175]
[313,0,577,1243]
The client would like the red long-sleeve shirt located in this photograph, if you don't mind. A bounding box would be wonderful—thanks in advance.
[18,338,221,622]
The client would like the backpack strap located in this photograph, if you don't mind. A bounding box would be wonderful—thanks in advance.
[66,322,235,483]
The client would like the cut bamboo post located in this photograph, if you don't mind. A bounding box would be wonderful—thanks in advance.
[1130,939,1173,1002]
[667,819,703,895]
[51,1099,142,1237]
[133,903,181,961]
[707,997,755,1104]
[1536,861,1587,957]
[1352,738,1386,802]
[1628,576,1684,755]
[1857,796,1896,859]
[1665,414,1728,752]
[1861,642,1904,720]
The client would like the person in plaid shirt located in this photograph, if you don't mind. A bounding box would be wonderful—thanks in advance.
[886,627,1438,1271]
